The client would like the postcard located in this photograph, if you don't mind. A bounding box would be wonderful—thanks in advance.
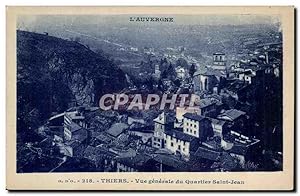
[6,6,295,191]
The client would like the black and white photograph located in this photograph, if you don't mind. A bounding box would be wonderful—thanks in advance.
[5,5,295,191]
[16,14,284,173]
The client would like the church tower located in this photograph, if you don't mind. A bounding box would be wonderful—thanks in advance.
[152,112,166,149]
[212,52,226,70]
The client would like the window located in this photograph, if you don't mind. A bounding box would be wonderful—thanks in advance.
[194,124,196,128]
[194,130,197,135]
[171,142,174,147]
[178,145,181,150]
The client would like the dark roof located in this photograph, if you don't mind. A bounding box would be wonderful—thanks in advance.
[198,98,216,109]
[84,146,117,162]
[194,146,221,161]
[38,137,53,148]
[153,154,189,171]
[183,113,205,122]
[228,144,248,156]
[165,129,197,142]
[106,123,128,137]
[68,122,82,133]
[208,118,226,126]
[226,80,250,93]
[219,152,238,171]
[72,128,88,142]
[218,109,246,121]
[65,140,82,149]
[117,154,152,170]
[95,133,112,144]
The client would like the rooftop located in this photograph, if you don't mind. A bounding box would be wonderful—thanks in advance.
[213,52,225,55]
[153,154,189,171]
[194,146,221,161]
[197,98,216,109]
[194,67,225,77]
[84,146,117,162]
[165,129,198,142]
[68,122,82,133]
[208,118,226,126]
[228,144,248,156]
[106,123,128,137]
[71,129,88,142]
[117,154,152,170]
[225,80,249,93]
[183,113,205,122]
[218,109,246,121]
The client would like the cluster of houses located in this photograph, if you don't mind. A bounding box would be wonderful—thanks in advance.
[36,40,281,172]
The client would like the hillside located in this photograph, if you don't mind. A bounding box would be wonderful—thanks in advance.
[17,30,127,141]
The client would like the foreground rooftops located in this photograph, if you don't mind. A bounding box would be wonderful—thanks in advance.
[116,154,152,170]
[194,146,221,161]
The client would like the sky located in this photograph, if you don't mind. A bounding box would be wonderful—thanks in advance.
[17,14,281,30]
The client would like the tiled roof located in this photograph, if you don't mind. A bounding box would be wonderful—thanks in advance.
[153,154,189,171]
[218,109,246,121]
[194,146,221,161]
[96,133,112,144]
[197,98,216,109]
[117,154,152,170]
[72,129,88,142]
[65,140,82,149]
[106,123,128,137]
[84,145,117,161]
[220,152,238,171]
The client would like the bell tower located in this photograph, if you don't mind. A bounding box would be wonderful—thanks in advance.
[152,112,166,148]
[212,52,226,70]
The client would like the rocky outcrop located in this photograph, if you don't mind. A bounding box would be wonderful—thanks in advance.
[17,30,127,133]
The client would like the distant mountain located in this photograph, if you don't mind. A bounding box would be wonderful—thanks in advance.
[17,30,127,140]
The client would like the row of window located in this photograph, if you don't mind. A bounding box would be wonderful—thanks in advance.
[170,142,186,151]
[185,120,197,128]
[153,137,162,142]
[185,128,197,135]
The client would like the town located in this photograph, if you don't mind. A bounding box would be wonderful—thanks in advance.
[17,33,283,173]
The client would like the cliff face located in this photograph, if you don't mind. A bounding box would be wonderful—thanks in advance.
[17,30,127,137]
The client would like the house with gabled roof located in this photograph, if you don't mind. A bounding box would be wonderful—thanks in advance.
[217,109,246,122]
